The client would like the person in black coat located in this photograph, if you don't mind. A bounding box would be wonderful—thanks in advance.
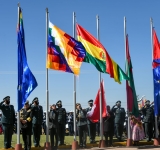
[103,105,115,147]
[20,100,32,150]
[49,104,58,150]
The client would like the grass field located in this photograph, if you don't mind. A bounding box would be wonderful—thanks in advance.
[0,134,102,148]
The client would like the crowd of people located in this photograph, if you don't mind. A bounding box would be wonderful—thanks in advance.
[0,96,160,150]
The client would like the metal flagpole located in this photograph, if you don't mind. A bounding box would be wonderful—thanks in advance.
[17,3,20,145]
[96,15,103,143]
[150,18,159,140]
[73,11,77,141]
[44,8,50,150]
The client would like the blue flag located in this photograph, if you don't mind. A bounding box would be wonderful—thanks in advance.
[153,29,160,116]
[17,8,38,111]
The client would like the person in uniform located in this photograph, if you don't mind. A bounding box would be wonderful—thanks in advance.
[141,100,154,141]
[49,104,58,150]
[30,97,43,147]
[20,100,32,150]
[112,100,125,141]
[56,100,66,146]
[103,105,115,147]
[76,103,87,148]
[86,99,96,143]
[0,96,15,149]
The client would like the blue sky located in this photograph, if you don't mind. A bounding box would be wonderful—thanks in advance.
[0,0,159,111]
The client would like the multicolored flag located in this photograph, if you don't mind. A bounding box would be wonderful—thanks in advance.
[87,80,107,123]
[125,35,139,117]
[17,7,38,111]
[47,21,86,75]
[76,24,129,84]
[152,29,160,116]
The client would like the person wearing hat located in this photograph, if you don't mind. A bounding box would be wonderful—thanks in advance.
[20,100,32,150]
[30,97,43,147]
[0,96,15,149]
[86,99,96,144]
[76,103,87,148]
[112,100,125,142]
[49,104,58,149]
[56,100,66,146]
[141,100,154,142]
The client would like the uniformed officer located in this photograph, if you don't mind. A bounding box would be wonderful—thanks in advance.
[0,96,15,149]
[30,97,43,147]
[56,100,66,146]
[141,100,154,141]
[112,100,125,141]
[86,99,96,143]
[20,100,32,150]
[76,103,87,148]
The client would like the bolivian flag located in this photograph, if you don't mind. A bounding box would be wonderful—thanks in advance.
[76,24,129,84]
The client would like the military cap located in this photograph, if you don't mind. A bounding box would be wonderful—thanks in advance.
[3,96,10,101]
[25,100,29,105]
[116,100,121,104]
[76,103,80,106]
[88,99,93,104]
[32,97,39,103]
[56,100,62,105]
[145,100,150,103]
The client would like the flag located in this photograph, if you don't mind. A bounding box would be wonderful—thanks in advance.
[76,24,129,84]
[152,29,160,116]
[126,35,139,117]
[17,8,38,111]
[47,21,86,75]
[87,80,107,123]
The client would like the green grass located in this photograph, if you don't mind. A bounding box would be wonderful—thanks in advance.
[0,134,102,148]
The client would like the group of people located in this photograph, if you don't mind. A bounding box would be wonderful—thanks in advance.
[0,96,159,149]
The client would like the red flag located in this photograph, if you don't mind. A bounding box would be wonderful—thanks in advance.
[87,80,107,123]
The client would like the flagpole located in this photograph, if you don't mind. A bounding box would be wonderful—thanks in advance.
[150,17,160,146]
[124,16,132,147]
[15,3,22,150]
[96,15,105,148]
[72,11,78,150]
[44,7,50,150]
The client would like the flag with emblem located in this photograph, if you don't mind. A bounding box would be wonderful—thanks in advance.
[47,21,86,75]
[76,24,129,84]
[152,29,160,116]
[17,7,38,111]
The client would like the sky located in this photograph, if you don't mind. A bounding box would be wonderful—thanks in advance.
[0,0,159,112]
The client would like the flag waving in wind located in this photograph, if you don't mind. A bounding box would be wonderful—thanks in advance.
[17,7,38,111]
[152,29,160,116]
[47,21,86,75]
[87,80,107,123]
[76,24,129,84]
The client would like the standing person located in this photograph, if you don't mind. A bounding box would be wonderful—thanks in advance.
[56,100,66,146]
[86,99,96,143]
[67,111,74,135]
[20,100,32,150]
[49,104,58,150]
[103,105,115,147]
[76,103,87,148]
[141,100,154,142]
[112,100,125,141]
[0,96,15,149]
[31,97,43,147]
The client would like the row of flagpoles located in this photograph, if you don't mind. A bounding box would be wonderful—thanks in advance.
[15,3,160,149]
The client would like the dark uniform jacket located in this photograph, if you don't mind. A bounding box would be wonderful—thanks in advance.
[112,106,125,124]
[56,107,66,124]
[141,106,154,123]
[20,108,32,130]
[49,110,58,129]
[86,107,95,124]
[76,109,87,127]
[0,102,15,125]
[31,105,43,125]
[103,111,115,133]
